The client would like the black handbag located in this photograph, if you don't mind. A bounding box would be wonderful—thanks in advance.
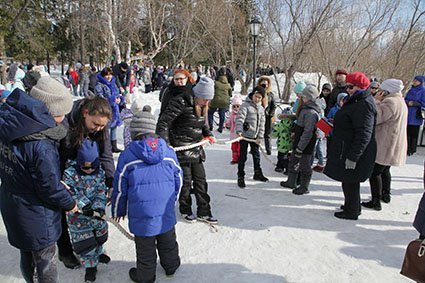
[400,238,425,283]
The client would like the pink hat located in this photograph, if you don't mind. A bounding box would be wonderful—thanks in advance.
[231,95,243,105]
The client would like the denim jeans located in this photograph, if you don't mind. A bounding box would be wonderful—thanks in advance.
[20,244,58,283]
[207,108,226,131]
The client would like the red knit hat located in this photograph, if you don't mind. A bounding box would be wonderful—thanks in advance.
[335,69,348,76]
[173,69,195,84]
[346,72,370,90]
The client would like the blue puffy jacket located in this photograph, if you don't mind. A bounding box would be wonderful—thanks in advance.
[111,136,182,237]
[405,84,425,126]
[0,89,76,251]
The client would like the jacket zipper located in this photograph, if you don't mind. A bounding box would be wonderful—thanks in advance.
[339,141,345,160]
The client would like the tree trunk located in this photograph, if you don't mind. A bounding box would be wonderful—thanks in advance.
[283,67,295,102]
[0,33,5,84]
[106,0,121,64]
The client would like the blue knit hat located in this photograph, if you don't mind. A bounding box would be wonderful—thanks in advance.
[77,139,100,169]
[294,81,306,94]
[414,76,424,84]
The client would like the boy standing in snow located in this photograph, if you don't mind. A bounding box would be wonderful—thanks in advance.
[236,86,268,188]
[112,114,182,283]
[280,85,321,195]
[62,139,110,282]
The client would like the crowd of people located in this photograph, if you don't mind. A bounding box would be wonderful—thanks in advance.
[0,61,424,283]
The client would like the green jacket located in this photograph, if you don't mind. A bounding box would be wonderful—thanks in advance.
[210,76,232,109]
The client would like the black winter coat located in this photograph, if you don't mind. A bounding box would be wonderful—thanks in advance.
[156,84,212,164]
[59,99,115,187]
[324,90,377,182]
[328,83,346,111]
[112,64,131,89]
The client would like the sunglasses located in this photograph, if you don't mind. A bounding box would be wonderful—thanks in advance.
[81,166,95,171]
[174,77,187,81]
[346,85,355,89]
[371,87,378,90]
[232,105,240,108]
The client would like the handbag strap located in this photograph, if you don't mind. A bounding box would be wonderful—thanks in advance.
[418,239,425,257]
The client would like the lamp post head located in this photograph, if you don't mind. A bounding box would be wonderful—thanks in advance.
[249,15,262,37]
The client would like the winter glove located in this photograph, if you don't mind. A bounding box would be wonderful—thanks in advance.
[82,205,94,217]
[345,159,357,170]
[292,148,303,171]
[202,136,216,145]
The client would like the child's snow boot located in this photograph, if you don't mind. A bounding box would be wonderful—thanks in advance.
[292,173,311,195]
[84,267,97,282]
[253,169,269,182]
[237,177,246,188]
[361,198,382,211]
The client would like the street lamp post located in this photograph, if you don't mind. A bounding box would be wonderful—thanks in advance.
[249,15,261,91]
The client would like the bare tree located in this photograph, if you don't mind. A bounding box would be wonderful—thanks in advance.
[263,0,340,102]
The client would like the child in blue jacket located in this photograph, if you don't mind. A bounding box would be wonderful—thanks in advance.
[111,115,182,283]
[62,139,109,282]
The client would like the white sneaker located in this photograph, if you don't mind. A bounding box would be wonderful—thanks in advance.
[181,214,197,223]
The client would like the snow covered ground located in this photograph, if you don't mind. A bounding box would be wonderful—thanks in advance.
[0,82,423,283]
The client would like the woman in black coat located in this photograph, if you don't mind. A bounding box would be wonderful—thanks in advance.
[57,96,114,268]
[324,72,377,220]
[156,76,217,224]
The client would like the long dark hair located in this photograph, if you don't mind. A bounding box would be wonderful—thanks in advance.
[70,96,112,148]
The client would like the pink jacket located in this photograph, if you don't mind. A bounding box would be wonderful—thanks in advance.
[225,111,238,139]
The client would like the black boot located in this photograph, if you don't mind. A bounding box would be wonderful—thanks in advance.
[111,140,122,153]
[293,173,311,195]
[280,172,298,189]
[265,138,271,155]
[59,254,81,269]
[99,254,111,264]
[84,267,97,282]
[253,169,269,182]
[129,267,140,283]
[361,198,382,211]
[238,177,246,188]
[381,194,391,203]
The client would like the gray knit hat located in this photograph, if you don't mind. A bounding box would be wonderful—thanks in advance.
[370,81,380,89]
[193,77,214,100]
[301,85,319,101]
[130,111,157,139]
[380,79,404,94]
[30,76,73,116]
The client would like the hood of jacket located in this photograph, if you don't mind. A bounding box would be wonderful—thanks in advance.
[128,136,167,165]
[302,99,322,114]
[258,76,272,93]
[217,75,229,84]
[0,89,56,142]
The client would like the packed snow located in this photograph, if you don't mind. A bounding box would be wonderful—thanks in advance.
[0,77,423,283]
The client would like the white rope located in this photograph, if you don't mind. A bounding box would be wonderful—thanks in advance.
[105,216,135,241]
[172,139,210,152]
[171,136,276,166]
